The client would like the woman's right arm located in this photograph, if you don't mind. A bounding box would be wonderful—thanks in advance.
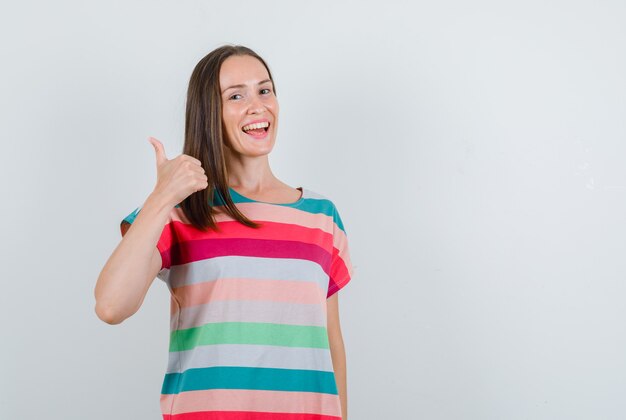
[94,191,172,325]
[94,136,207,325]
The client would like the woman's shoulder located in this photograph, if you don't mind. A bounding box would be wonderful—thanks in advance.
[303,186,341,200]
[302,187,345,216]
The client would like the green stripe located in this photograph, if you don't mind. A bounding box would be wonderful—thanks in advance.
[170,322,329,352]
[161,366,338,395]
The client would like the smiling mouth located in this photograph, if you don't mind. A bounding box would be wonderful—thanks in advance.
[241,123,270,135]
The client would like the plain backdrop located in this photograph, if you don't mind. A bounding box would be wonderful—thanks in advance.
[1,0,625,419]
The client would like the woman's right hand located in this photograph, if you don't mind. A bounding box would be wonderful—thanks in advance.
[148,136,209,206]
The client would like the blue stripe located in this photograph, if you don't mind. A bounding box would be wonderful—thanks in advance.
[161,365,338,395]
[121,189,346,233]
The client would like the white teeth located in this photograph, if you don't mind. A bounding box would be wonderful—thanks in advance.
[242,121,269,131]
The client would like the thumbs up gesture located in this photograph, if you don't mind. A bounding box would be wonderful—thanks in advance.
[148,136,209,207]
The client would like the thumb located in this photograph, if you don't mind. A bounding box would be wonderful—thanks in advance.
[148,136,167,166]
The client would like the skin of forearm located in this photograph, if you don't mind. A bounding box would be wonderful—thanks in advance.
[330,337,348,420]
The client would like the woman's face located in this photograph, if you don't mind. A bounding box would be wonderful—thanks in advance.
[219,55,279,157]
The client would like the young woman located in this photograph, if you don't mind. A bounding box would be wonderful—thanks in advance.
[95,45,355,420]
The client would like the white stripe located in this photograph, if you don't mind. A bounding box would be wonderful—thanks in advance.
[166,343,334,373]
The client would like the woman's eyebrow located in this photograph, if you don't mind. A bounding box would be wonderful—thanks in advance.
[222,79,272,94]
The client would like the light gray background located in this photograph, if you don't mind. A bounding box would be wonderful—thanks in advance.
[1,0,625,419]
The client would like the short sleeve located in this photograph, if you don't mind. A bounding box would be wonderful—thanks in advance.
[120,205,175,283]
[327,204,354,299]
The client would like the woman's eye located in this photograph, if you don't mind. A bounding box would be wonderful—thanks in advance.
[229,89,271,100]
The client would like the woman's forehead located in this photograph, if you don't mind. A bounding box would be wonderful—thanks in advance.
[220,55,270,90]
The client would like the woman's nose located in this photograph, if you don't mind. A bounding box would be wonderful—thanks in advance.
[247,95,265,113]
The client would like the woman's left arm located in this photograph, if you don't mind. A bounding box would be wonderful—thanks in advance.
[327,293,348,420]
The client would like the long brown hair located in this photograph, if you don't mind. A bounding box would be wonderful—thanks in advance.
[180,44,276,232]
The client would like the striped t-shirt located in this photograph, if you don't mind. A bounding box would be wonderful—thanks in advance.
[120,186,354,420]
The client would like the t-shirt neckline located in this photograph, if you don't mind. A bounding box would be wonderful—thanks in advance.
[228,186,305,207]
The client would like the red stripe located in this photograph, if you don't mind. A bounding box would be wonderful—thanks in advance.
[176,219,333,251]
[163,411,341,420]
[165,220,335,271]
[328,247,351,296]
